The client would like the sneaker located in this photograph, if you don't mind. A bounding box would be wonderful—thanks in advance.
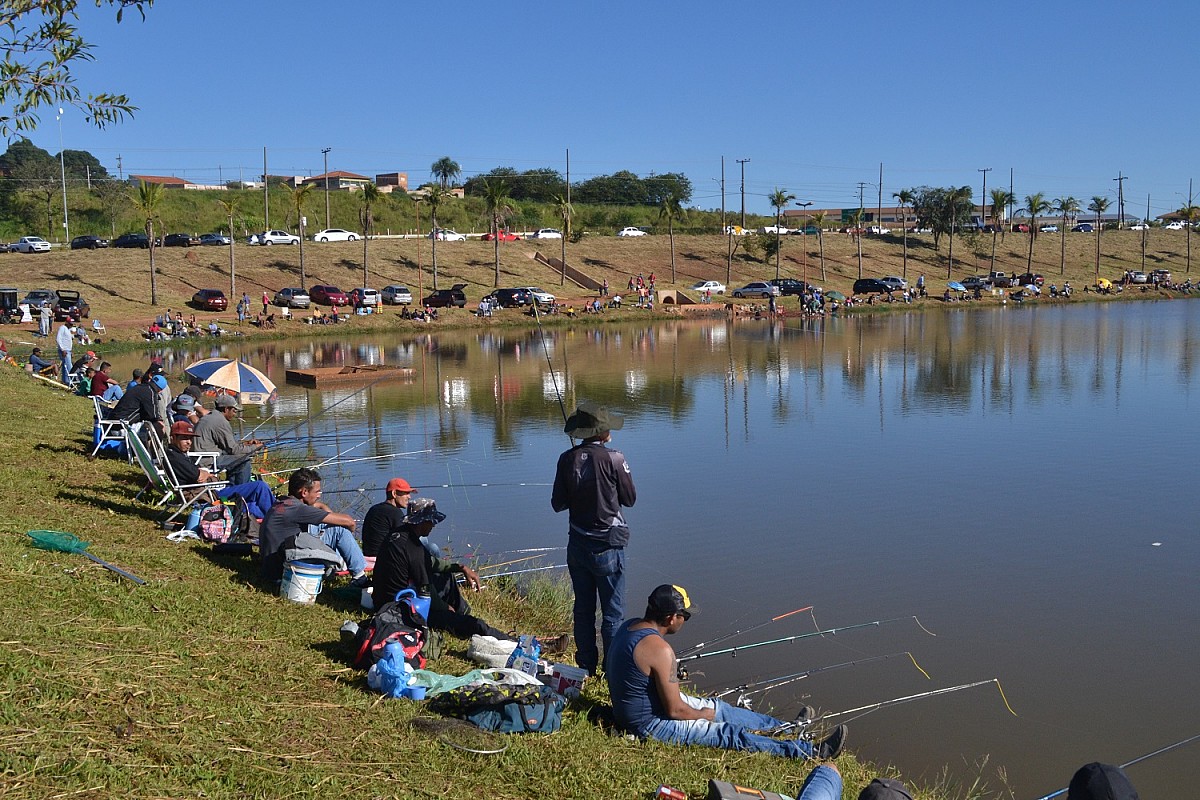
[813,724,848,759]
[794,705,816,726]
[348,572,371,588]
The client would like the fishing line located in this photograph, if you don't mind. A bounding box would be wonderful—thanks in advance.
[532,302,570,429]
[257,448,431,477]
[267,374,395,443]
[813,679,1017,728]
[679,616,936,664]
[475,554,550,572]
[464,564,566,581]
[1032,732,1200,800]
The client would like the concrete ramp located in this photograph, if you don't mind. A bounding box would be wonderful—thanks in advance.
[534,251,598,291]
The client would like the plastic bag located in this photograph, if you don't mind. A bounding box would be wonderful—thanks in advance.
[371,641,413,698]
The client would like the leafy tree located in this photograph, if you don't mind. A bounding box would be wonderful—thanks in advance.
[1087,196,1110,278]
[768,188,795,280]
[482,178,512,287]
[1023,192,1052,273]
[1053,196,1081,275]
[462,166,518,197]
[430,156,460,189]
[91,177,125,236]
[0,1,152,136]
[552,193,573,286]
[358,182,380,287]
[893,189,914,280]
[11,154,60,237]
[425,186,446,290]
[989,188,1015,269]
[281,181,315,288]
[644,172,693,206]
[810,210,829,281]
[573,170,645,205]
[1177,204,1199,274]
[129,180,162,305]
[911,186,974,254]
[658,186,687,282]
[61,149,108,181]
[943,186,974,278]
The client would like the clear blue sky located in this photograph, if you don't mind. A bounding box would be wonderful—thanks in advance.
[33,0,1199,217]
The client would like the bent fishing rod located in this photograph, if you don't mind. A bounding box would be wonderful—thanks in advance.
[1032,732,1200,800]
[677,605,814,658]
[679,615,936,665]
[531,302,570,431]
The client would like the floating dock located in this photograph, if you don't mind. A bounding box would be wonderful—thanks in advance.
[284,364,414,389]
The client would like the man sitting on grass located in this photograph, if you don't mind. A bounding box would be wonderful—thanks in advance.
[258,467,368,587]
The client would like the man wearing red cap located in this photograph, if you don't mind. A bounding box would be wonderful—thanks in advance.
[164,421,278,519]
[362,477,415,557]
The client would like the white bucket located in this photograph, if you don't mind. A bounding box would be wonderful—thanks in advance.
[281,560,325,604]
[551,664,588,696]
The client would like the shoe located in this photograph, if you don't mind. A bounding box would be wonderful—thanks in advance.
[348,572,370,588]
[539,633,572,655]
[794,705,816,725]
[813,725,848,759]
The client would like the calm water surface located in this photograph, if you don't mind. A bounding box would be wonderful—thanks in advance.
[117,300,1200,797]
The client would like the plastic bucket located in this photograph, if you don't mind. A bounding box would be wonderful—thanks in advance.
[551,664,588,696]
[281,560,325,604]
[395,588,431,620]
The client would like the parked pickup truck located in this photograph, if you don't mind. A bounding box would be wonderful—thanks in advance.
[987,271,1015,288]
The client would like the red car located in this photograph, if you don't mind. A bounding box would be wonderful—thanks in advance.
[481,230,522,242]
[310,285,348,306]
[191,288,228,311]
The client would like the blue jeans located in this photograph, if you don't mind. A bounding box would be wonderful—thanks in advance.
[217,480,277,520]
[60,350,72,383]
[308,524,366,576]
[797,765,842,800]
[102,383,124,402]
[216,454,253,486]
[567,536,625,674]
[641,694,813,759]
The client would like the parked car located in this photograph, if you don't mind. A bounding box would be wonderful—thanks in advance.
[14,236,51,253]
[259,229,300,245]
[1011,223,1030,233]
[313,228,358,242]
[1129,223,1149,231]
[1164,221,1186,230]
[112,232,151,248]
[481,230,522,242]
[1039,225,1059,233]
[53,289,89,321]
[69,235,108,250]
[309,285,349,306]
[163,233,200,247]
[530,228,563,239]
[1128,271,1148,284]
[961,276,990,291]
[484,288,533,308]
[788,226,822,236]
[759,225,790,235]
[1150,269,1172,283]
[867,226,892,235]
[524,287,556,306]
[724,225,751,236]
[617,227,648,237]
[273,287,310,308]
[422,283,468,308]
[852,278,893,294]
[191,288,228,311]
[769,278,809,296]
[1015,272,1045,287]
[429,228,466,242]
[690,280,726,295]
[347,287,379,307]
[1071,223,1094,233]
[987,271,1013,288]
[880,276,907,292]
[732,282,780,299]
[380,285,413,305]
[199,233,232,246]
[21,289,57,308]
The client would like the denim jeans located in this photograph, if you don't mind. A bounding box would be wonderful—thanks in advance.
[567,536,625,674]
[640,694,813,759]
[308,524,367,575]
[797,765,842,800]
[216,454,252,486]
[60,349,72,383]
[216,480,276,521]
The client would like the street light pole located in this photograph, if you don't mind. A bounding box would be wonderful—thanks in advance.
[737,158,750,227]
[321,147,332,231]
[56,108,69,243]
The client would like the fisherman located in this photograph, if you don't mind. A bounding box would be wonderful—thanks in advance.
[26,346,54,376]
[108,370,165,438]
[1067,763,1138,800]
[607,584,848,760]
[164,421,278,519]
[258,466,368,586]
[193,394,263,486]
[551,400,636,675]
[856,777,913,800]
[55,320,78,383]
[362,477,415,557]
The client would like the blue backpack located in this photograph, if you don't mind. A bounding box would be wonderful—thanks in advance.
[430,683,566,734]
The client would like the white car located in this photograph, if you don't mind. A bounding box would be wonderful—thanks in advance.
[1129,223,1149,231]
[524,287,556,305]
[617,227,647,237]
[1038,225,1059,233]
[14,236,51,253]
[381,285,413,305]
[530,228,563,239]
[732,282,780,299]
[691,280,726,295]
[273,287,310,308]
[724,225,752,236]
[759,225,790,235]
[867,226,892,235]
[313,228,359,242]
[429,228,466,241]
[259,230,300,245]
[1164,221,1186,231]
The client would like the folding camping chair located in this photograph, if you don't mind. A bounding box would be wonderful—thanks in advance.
[89,395,127,459]
[122,421,229,525]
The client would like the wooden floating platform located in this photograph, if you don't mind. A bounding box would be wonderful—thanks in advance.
[285,364,414,389]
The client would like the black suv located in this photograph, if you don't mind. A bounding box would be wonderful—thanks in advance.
[113,232,150,248]
[53,289,90,321]
[422,283,468,308]
[484,288,533,308]
[70,235,108,250]
[769,278,810,296]
[853,278,893,294]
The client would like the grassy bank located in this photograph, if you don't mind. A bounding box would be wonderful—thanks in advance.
[0,367,1013,799]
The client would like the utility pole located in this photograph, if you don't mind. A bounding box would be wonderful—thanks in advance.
[263,147,269,230]
[857,181,867,223]
[978,167,992,229]
[723,156,732,286]
[737,158,750,227]
[322,147,332,231]
[1113,172,1127,229]
[1009,168,1014,223]
[116,154,122,182]
[877,162,883,230]
[56,107,68,243]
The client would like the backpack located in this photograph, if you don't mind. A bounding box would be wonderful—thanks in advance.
[198,502,234,543]
[351,600,427,671]
[429,683,566,734]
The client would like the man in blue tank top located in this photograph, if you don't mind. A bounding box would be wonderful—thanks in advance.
[607,584,848,761]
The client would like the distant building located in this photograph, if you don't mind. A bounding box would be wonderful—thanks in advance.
[408,185,465,200]
[301,170,372,191]
[375,172,409,194]
[128,174,192,189]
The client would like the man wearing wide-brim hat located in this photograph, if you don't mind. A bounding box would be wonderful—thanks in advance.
[551,400,637,675]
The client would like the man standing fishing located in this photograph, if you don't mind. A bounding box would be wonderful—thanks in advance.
[551,401,636,675]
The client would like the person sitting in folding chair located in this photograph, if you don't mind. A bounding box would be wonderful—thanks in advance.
[193,394,263,486]
[164,421,277,520]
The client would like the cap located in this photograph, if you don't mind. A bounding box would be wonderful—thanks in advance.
[406,497,446,526]
[146,362,164,375]
[170,421,195,437]
[215,394,241,410]
[859,778,914,800]
[182,384,204,400]
[1067,763,1139,800]
[648,584,692,617]
[151,375,167,390]
[564,400,625,439]
[173,394,196,412]
[86,350,96,359]
[386,478,415,494]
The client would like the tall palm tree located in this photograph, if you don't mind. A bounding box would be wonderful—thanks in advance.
[552,193,573,286]
[130,180,164,305]
[945,186,974,279]
[430,157,460,190]
[989,189,1015,270]
[482,178,512,287]
[810,210,829,281]
[658,186,687,282]
[768,188,795,280]
[1088,196,1110,278]
[893,189,914,280]
[282,181,315,288]
[425,186,447,291]
[216,194,239,300]
[1179,204,1200,274]
[1024,193,1052,273]
[848,208,865,278]
[358,182,380,288]
[1053,196,1081,275]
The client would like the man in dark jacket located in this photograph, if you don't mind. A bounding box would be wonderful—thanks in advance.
[551,401,636,675]
[109,370,163,437]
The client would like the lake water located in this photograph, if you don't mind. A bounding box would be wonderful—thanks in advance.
[117,300,1200,798]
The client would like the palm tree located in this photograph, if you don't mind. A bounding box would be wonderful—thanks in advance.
[1179,205,1200,274]
[810,211,829,281]
[945,186,974,279]
[482,178,512,287]
[768,188,795,280]
[281,181,315,288]
[552,193,573,286]
[1088,196,1110,278]
[425,186,446,290]
[893,189,914,280]
[430,157,461,190]
[216,194,239,300]
[990,189,1015,270]
[358,182,380,288]
[658,186,687,282]
[130,180,164,305]
[1053,196,1081,275]
[1023,193,1052,273]
[848,208,865,278]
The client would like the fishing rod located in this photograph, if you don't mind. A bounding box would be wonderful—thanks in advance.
[314,437,374,469]
[531,302,570,429]
[257,448,431,477]
[791,678,1017,731]
[461,563,566,582]
[677,605,814,658]
[475,553,551,572]
[266,373,395,443]
[319,481,553,495]
[1032,732,1200,800]
[710,652,929,708]
[678,616,934,665]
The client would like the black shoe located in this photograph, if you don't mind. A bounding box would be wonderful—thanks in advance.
[814,725,847,759]
[794,705,816,725]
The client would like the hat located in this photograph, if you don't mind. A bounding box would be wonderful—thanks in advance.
[170,421,195,438]
[182,384,204,400]
[215,394,241,410]
[406,497,446,526]
[146,362,164,375]
[1067,763,1139,800]
[564,401,624,439]
[859,778,914,800]
[151,375,168,390]
[173,394,195,412]
[386,478,415,494]
[86,350,96,359]
[648,584,693,617]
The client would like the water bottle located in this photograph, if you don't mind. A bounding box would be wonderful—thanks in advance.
[185,503,202,531]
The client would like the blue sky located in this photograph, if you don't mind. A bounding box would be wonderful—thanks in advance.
[31,0,1198,217]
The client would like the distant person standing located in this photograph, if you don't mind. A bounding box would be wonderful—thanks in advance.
[551,401,637,675]
[38,304,51,337]
[55,321,77,384]
[262,291,269,315]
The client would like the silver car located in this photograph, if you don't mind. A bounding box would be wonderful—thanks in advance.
[273,287,311,308]
[732,282,780,299]
[381,285,413,305]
